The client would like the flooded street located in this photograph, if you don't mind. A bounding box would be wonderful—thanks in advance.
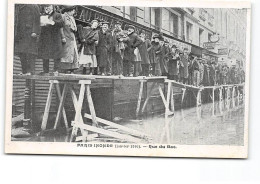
[21,98,245,146]
[124,101,245,145]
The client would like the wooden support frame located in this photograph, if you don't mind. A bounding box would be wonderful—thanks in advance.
[84,113,150,140]
[41,80,70,133]
[135,78,166,119]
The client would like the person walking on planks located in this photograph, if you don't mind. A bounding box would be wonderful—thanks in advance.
[59,6,79,74]
[78,19,99,75]
[38,4,64,75]
[15,4,41,75]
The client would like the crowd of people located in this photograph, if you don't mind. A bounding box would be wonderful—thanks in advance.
[14,4,245,86]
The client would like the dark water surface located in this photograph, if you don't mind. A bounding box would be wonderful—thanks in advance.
[23,99,245,146]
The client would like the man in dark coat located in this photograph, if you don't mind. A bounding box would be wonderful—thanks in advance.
[179,48,189,84]
[138,30,151,76]
[202,60,210,86]
[15,4,41,74]
[168,44,180,80]
[209,61,216,86]
[38,5,65,74]
[151,34,162,76]
[122,25,143,77]
[96,21,112,75]
[111,21,125,76]
[159,38,168,76]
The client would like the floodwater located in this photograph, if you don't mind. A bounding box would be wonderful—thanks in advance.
[19,98,245,146]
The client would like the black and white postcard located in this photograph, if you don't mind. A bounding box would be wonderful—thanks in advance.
[5,0,251,158]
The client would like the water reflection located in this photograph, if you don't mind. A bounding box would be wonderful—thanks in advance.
[124,98,245,146]
[27,97,245,146]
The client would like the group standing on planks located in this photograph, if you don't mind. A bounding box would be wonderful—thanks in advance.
[14,4,245,87]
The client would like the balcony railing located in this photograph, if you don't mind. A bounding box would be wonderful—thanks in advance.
[199,8,207,21]
[208,14,214,26]
[187,7,195,14]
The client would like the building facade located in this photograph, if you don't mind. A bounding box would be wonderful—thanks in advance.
[85,6,247,67]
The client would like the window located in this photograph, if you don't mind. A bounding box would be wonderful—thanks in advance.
[144,7,151,23]
[130,7,137,21]
[151,8,161,30]
[186,22,193,43]
[169,12,179,37]
[171,13,179,38]
[199,28,204,47]
[208,33,212,42]
[199,8,207,21]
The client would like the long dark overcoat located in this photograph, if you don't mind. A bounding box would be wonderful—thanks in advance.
[79,26,99,55]
[38,12,64,59]
[96,30,112,67]
[138,39,151,65]
[123,32,143,62]
[15,4,41,55]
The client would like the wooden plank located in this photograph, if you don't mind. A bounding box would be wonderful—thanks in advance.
[70,83,86,142]
[141,82,156,114]
[13,74,95,81]
[69,86,88,141]
[55,83,69,129]
[136,80,144,118]
[158,85,167,107]
[84,113,150,138]
[41,82,54,131]
[72,121,143,143]
[54,83,68,130]
[86,85,98,127]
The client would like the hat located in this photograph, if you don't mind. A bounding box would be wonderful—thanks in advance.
[101,21,109,26]
[140,30,146,35]
[153,33,160,39]
[158,32,164,41]
[115,20,122,25]
[171,44,177,48]
[91,19,99,24]
[127,25,135,31]
[62,5,75,13]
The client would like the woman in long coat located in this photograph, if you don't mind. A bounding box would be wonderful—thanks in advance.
[38,5,64,74]
[15,4,41,74]
[78,20,99,75]
[59,6,79,73]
